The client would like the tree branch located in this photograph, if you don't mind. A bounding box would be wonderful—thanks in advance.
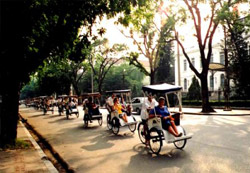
[175,31,201,78]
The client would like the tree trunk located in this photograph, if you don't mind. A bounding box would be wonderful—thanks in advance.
[72,82,80,96]
[0,78,20,147]
[200,75,215,113]
[150,71,155,85]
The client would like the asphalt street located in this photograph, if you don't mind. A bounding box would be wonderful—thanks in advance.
[19,105,250,173]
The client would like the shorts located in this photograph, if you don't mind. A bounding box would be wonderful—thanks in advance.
[161,118,171,130]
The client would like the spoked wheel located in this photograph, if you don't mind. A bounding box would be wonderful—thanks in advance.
[112,118,119,135]
[43,109,47,115]
[137,122,146,144]
[107,114,112,130]
[128,117,137,133]
[149,128,162,155]
[98,117,103,126]
[174,126,187,149]
[66,111,69,119]
[83,115,88,127]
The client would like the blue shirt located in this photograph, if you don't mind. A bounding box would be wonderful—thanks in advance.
[149,106,170,117]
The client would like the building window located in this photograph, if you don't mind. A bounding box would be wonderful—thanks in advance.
[210,75,214,91]
[184,78,187,90]
[184,60,187,71]
[220,74,225,88]
[220,51,225,65]
[210,53,214,63]
[191,58,195,68]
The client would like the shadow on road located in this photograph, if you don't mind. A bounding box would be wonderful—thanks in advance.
[120,143,193,173]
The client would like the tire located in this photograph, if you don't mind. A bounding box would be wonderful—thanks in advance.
[112,118,119,135]
[84,120,88,127]
[107,114,112,130]
[137,122,146,144]
[98,118,103,126]
[174,126,187,149]
[43,108,47,115]
[128,117,136,133]
[149,128,163,155]
[136,108,141,115]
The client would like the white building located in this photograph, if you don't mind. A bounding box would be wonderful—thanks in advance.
[174,34,250,97]
[175,43,226,92]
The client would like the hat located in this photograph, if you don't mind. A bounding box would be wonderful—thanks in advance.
[159,97,165,101]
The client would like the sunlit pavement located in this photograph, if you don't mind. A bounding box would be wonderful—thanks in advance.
[19,105,250,173]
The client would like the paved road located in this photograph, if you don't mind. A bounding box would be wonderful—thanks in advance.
[19,105,250,173]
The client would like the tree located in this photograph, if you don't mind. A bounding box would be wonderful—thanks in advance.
[187,76,201,101]
[20,77,40,100]
[119,0,173,84]
[155,42,175,84]
[0,0,144,147]
[102,63,145,96]
[164,0,241,112]
[89,39,128,93]
[218,1,250,99]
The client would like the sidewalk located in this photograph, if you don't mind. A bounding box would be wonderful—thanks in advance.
[0,121,58,173]
[182,107,250,116]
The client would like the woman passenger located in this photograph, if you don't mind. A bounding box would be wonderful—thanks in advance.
[149,97,182,137]
[113,97,128,123]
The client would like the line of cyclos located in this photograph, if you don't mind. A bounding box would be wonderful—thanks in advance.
[23,85,192,155]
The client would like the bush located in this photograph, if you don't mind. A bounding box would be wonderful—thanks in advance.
[187,76,201,101]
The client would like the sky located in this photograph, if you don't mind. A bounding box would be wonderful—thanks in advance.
[80,1,250,59]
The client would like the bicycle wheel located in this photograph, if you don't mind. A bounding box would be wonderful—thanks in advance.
[128,117,137,132]
[112,118,119,135]
[137,122,146,144]
[98,118,103,126]
[107,114,112,130]
[149,128,162,155]
[173,126,187,149]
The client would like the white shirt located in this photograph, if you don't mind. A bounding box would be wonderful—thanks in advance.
[140,98,158,120]
[107,97,114,106]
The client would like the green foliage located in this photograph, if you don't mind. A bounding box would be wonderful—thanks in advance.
[119,0,173,84]
[187,77,201,101]
[102,64,145,96]
[2,139,31,150]
[78,63,145,96]
[218,0,250,99]
[20,77,40,99]
[155,43,175,84]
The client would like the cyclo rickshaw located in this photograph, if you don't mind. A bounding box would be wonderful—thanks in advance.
[138,83,192,154]
[40,96,55,115]
[57,95,68,116]
[64,95,79,119]
[106,89,137,135]
[81,92,103,127]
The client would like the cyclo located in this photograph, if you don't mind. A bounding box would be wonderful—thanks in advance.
[40,96,55,115]
[81,92,103,127]
[106,89,137,135]
[57,95,68,116]
[138,83,192,154]
[64,95,79,119]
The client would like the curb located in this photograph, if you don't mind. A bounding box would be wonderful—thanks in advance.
[183,112,250,116]
[19,121,58,173]
[19,114,75,173]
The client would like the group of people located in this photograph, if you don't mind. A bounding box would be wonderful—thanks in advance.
[105,93,182,139]
[140,95,183,145]
[106,93,132,123]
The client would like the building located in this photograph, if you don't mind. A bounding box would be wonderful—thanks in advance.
[174,34,250,99]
